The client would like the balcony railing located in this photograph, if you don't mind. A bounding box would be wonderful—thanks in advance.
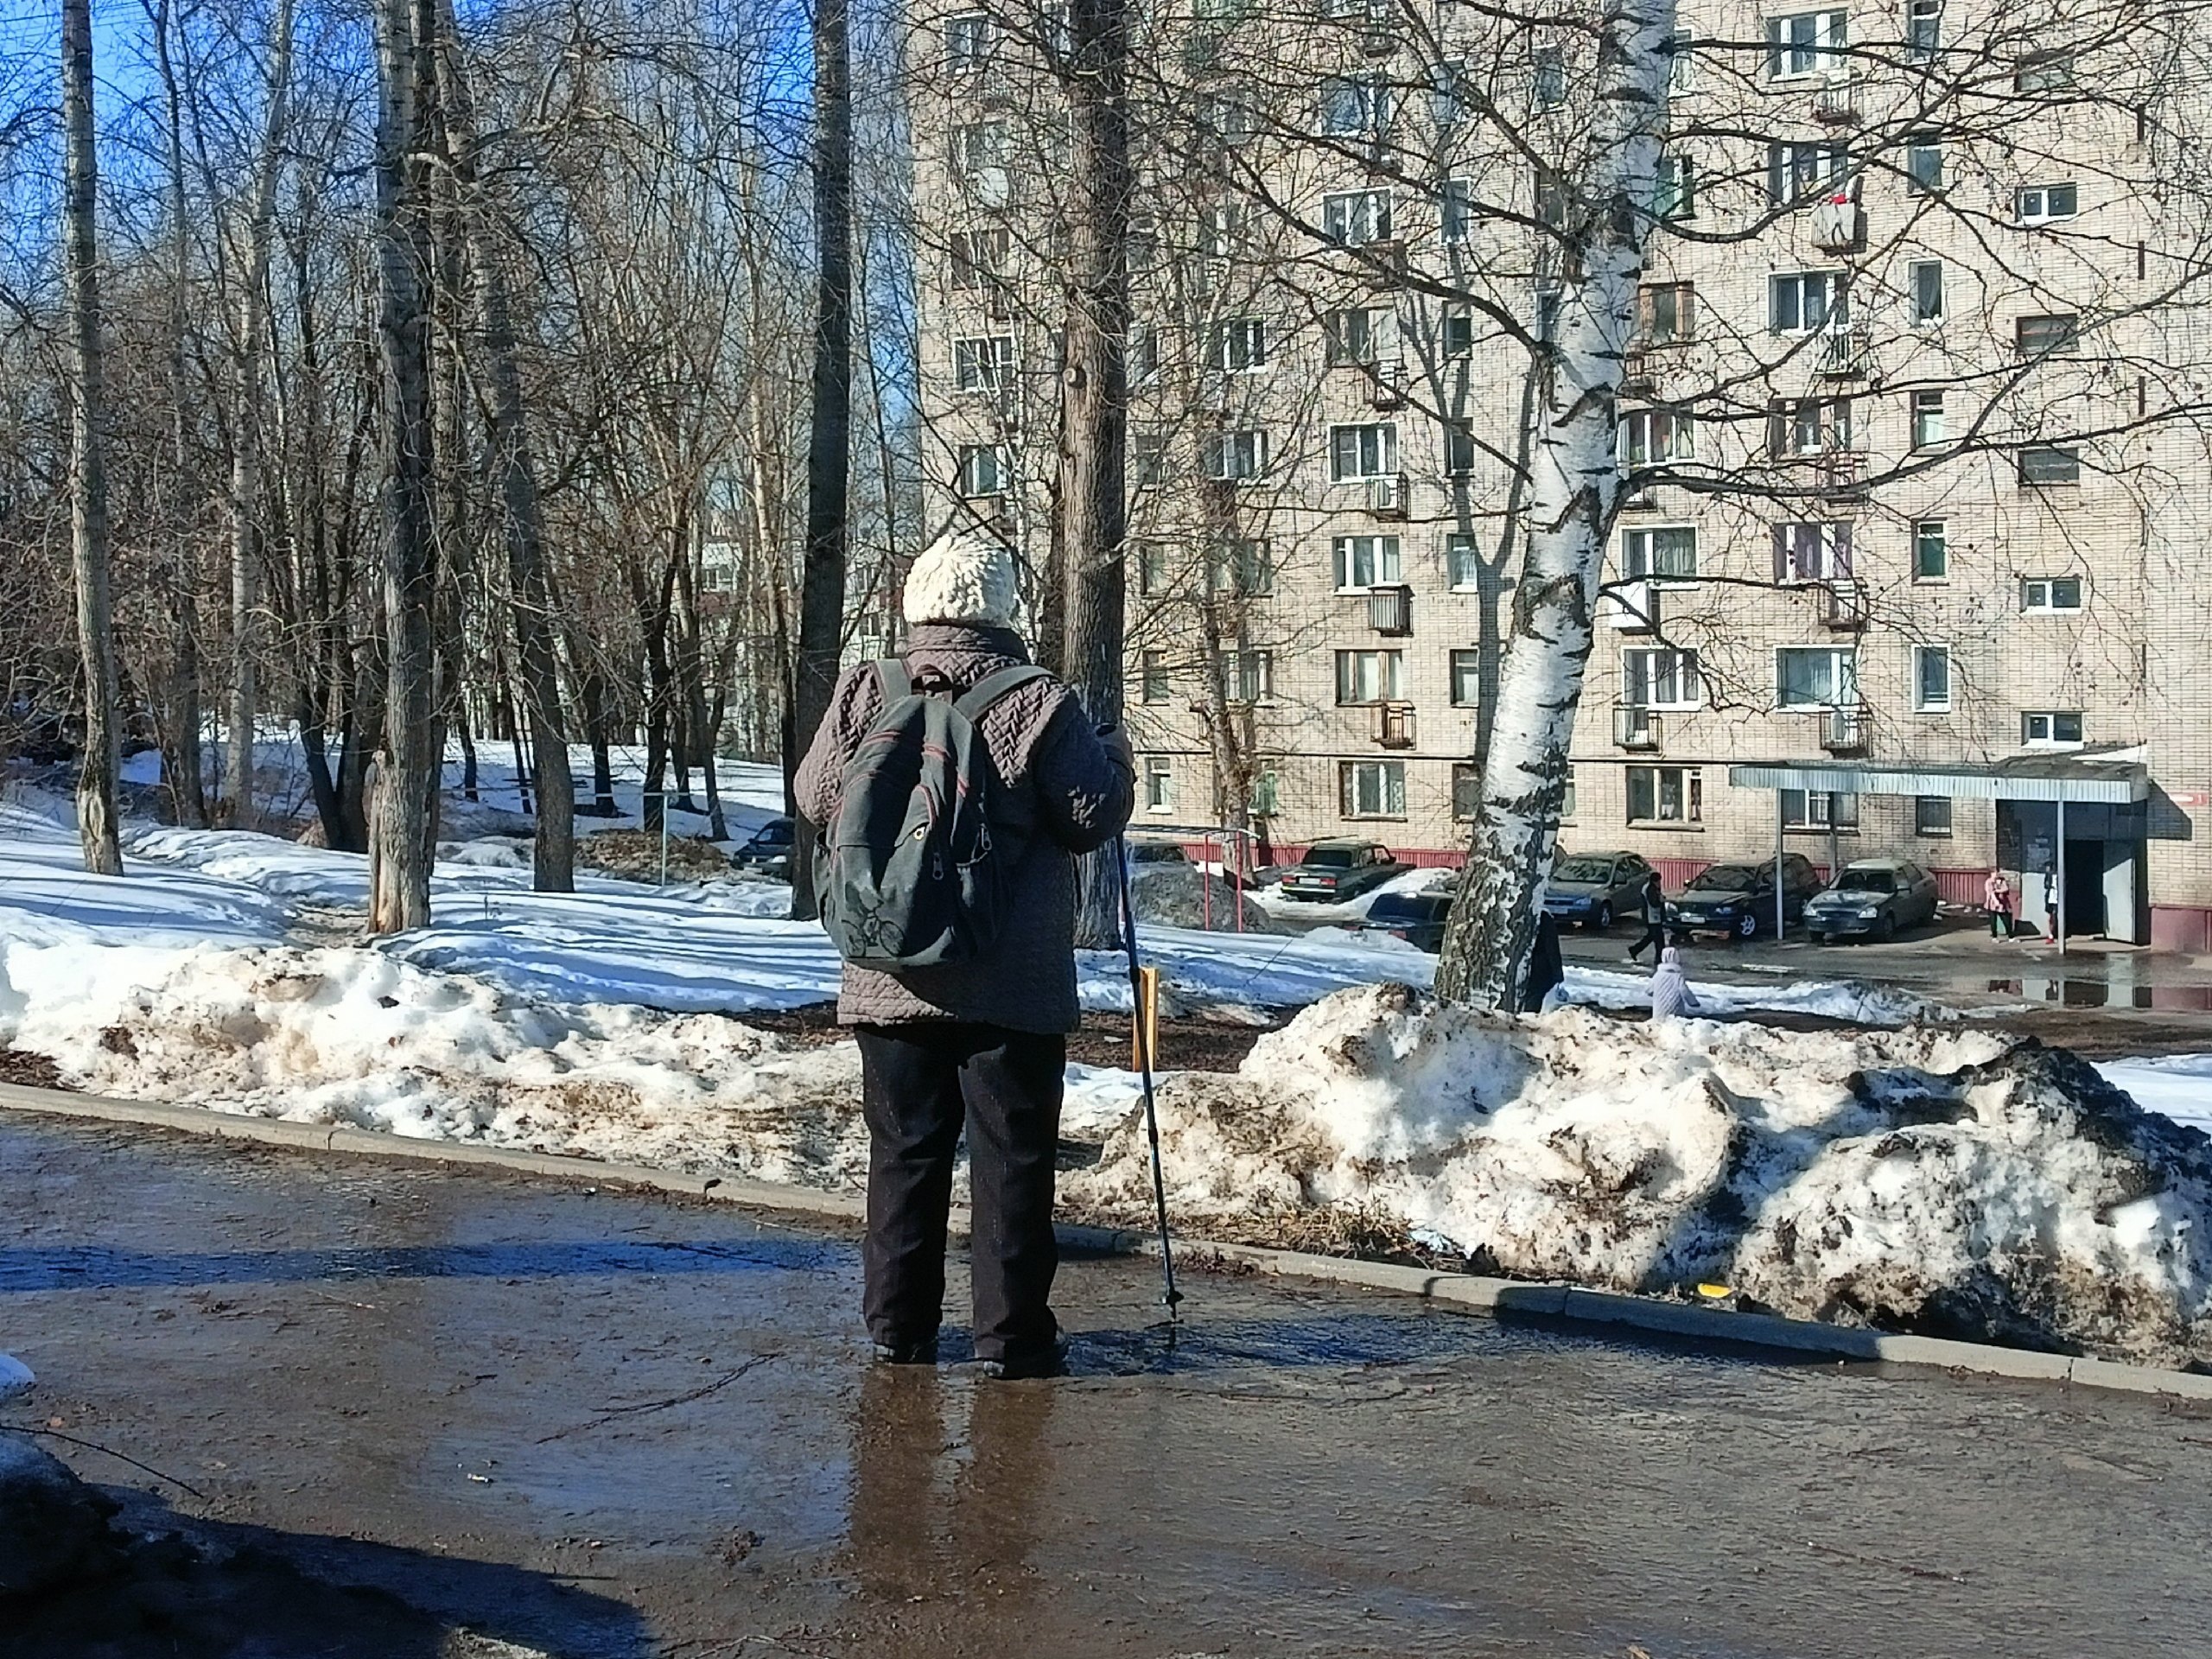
[1811,195,1864,253]
[1599,579,1660,632]
[1822,576,1869,629]
[1614,704,1663,750]
[1368,358,1408,409]
[1818,704,1868,752]
[1816,449,1871,499]
[1376,701,1416,749]
[1816,328,1872,378]
[1367,584,1413,636]
[1366,473,1409,518]
[1814,77,1861,124]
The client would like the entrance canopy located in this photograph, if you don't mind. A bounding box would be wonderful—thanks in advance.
[1726,752,2150,804]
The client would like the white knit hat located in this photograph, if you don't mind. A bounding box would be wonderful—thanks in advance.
[902,528,1020,630]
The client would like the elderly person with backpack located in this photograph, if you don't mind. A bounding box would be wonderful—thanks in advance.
[796,529,1135,1381]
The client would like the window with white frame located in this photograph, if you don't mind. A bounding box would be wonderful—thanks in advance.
[1561,767,1578,819]
[2022,710,2084,746]
[1767,140,1850,203]
[1207,317,1267,372]
[1915,794,1953,836]
[1534,165,1567,226]
[1340,760,1406,818]
[943,11,991,70]
[1128,321,1160,385]
[1622,647,1702,709]
[2016,49,2074,92]
[957,443,1009,495]
[1626,765,1701,823]
[1772,519,1853,581]
[1323,188,1393,245]
[1202,429,1268,480]
[1136,541,1169,596]
[2016,313,2080,356]
[1531,43,1567,107]
[1638,281,1695,343]
[1207,538,1273,595]
[1198,201,1249,256]
[1906,0,1942,60]
[1446,533,1482,589]
[1250,770,1280,816]
[1915,645,1952,710]
[1904,135,1943,194]
[1450,650,1482,706]
[2016,181,2078,224]
[1765,8,1847,79]
[1782,788,1859,829]
[1650,152,1697,221]
[1319,75,1389,137]
[2021,576,2084,612]
[1910,390,1946,449]
[1143,758,1174,811]
[2018,445,2081,486]
[1777,646,1859,708]
[1335,648,1403,704]
[1196,93,1258,149]
[1441,178,1475,243]
[1667,30,1695,92]
[1130,434,1165,486]
[1910,259,1944,323]
[1325,306,1384,365]
[1914,519,1948,580]
[1452,762,1483,820]
[1770,270,1848,334]
[1330,423,1399,480]
[1433,57,1472,124]
[1771,396,1854,455]
[1622,524,1698,579]
[1442,306,1475,356]
[1622,407,1694,465]
[950,121,1011,194]
[1139,650,1168,702]
[953,334,1014,392]
[950,227,1010,289]
[1217,647,1273,703]
[1333,535,1402,589]
[1444,424,1478,475]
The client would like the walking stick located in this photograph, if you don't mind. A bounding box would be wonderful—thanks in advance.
[1112,833,1182,1320]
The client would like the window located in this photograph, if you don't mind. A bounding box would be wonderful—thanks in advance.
[2023,710,2085,746]
[1198,202,1249,256]
[1207,538,1273,595]
[1144,758,1173,812]
[1325,307,1382,365]
[1638,282,1695,344]
[943,11,990,70]
[1561,768,1577,819]
[1777,646,1859,708]
[1770,396,1853,456]
[2021,576,2084,612]
[950,121,1011,199]
[1770,270,1847,334]
[1450,650,1482,705]
[1330,423,1399,480]
[1207,317,1267,372]
[1320,75,1389,137]
[1334,648,1403,703]
[1667,30,1696,92]
[1532,43,1566,107]
[950,228,1011,289]
[1915,645,1952,710]
[1910,390,1946,449]
[1433,58,1472,126]
[1332,534,1402,589]
[1913,519,1948,580]
[1623,407,1694,464]
[1446,533,1482,589]
[1904,136,1943,194]
[1910,260,1944,324]
[2018,445,2082,486]
[1772,519,1853,581]
[2016,182,2078,224]
[953,334,1014,391]
[1783,789,1859,830]
[1250,770,1280,816]
[1196,93,1258,149]
[1452,763,1482,820]
[1218,647,1272,702]
[1140,650,1168,702]
[1534,285,1562,340]
[1441,178,1475,243]
[1202,429,1268,480]
[1442,306,1475,356]
[2017,49,2074,92]
[1650,152,1696,221]
[2016,313,2081,356]
[1136,541,1169,596]
[1444,424,1477,475]
[1626,765,1701,823]
[1622,524,1697,579]
[1128,321,1160,385]
[1622,647,1702,709]
[1130,434,1165,486]
[1767,141,1850,204]
[1534,166,1567,226]
[957,443,1009,495]
[1323,189,1393,245]
[1915,795,1953,836]
[1765,8,1847,79]
[1340,760,1406,818]
[1906,0,1941,60]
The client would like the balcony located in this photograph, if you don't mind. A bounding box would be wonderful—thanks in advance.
[1815,449,1871,500]
[1599,578,1660,632]
[962,493,1012,533]
[1811,195,1864,254]
[1367,358,1408,409]
[1817,704,1867,753]
[1620,348,1656,397]
[1358,24,1398,56]
[1814,77,1861,124]
[1614,704,1663,750]
[1816,328,1872,378]
[1366,583,1413,636]
[1366,473,1409,518]
[1821,576,1869,630]
[1376,700,1416,749]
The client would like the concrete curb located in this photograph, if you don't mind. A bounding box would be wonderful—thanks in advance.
[5,1081,2209,1402]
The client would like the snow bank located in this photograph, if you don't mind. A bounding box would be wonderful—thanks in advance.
[1067,983,2212,1365]
[2096,1056,2212,1138]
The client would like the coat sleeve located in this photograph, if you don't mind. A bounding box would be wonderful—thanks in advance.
[1028,696,1137,855]
[794,665,879,830]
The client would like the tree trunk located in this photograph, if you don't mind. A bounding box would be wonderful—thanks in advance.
[1057,0,1134,949]
[787,0,851,921]
[368,0,441,933]
[60,0,121,877]
[1433,0,1676,1008]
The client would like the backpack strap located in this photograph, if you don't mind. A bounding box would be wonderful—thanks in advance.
[952,665,1052,723]
[874,659,912,703]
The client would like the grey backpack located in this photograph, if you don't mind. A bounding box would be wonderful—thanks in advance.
[815,659,1049,969]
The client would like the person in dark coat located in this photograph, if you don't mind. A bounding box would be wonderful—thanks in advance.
[1519,911,1565,1013]
[796,530,1135,1380]
[1626,873,1669,963]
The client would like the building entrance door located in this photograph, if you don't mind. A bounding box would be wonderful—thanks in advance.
[2064,839,2107,938]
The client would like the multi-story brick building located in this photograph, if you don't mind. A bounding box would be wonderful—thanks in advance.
[907,0,2212,946]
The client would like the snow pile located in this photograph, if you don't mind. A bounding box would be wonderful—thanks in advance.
[1562,963,1952,1027]
[0,1353,31,1403]
[2094,1055,2212,1138]
[1067,983,2212,1364]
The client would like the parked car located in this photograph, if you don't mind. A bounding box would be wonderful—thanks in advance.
[729,816,795,880]
[1541,850,1656,931]
[1666,853,1823,940]
[1803,857,1942,943]
[1125,834,1192,868]
[1278,840,1406,903]
[1363,883,1458,952]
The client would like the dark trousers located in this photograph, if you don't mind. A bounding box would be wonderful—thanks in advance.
[1629,920,1667,960]
[854,1023,1065,1363]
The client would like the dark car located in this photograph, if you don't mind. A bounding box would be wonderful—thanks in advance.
[1363,885,1456,951]
[1667,853,1823,940]
[1279,840,1406,903]
[1541,850,1656,931]
[729,816,795,880]
[1125,835,1192,869]
[1803,858,1942,943]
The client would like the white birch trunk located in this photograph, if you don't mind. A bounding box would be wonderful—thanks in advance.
[1433,0,1677,1008]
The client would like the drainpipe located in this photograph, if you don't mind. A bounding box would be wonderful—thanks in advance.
[2055,792,2068,956]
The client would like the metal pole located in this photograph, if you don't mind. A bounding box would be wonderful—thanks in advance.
[1775,786,1786,939]
[2055,793,2067,956]
[1113,835,1182,1320]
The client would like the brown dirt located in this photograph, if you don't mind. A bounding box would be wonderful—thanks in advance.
[737,1002,1281,1073]
[574,830,732,883]
[0,1047,67,1090]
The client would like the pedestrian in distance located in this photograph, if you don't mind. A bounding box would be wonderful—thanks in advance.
[796,529,1136,1381]
[1626,873,1669,964]
[1520,910,1565,1014]
[1984,869,2016,939]
[1649,944,1701,1020]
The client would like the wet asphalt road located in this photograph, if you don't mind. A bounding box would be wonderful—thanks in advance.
[4,1114,2210,1659]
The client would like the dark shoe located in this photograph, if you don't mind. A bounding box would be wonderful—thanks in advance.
[872,1336,939,1365]
[978,1335,1070,1381]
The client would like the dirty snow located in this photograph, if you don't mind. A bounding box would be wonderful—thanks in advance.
[0,1353,31,1402]
[1067,983,2212,1365]
[2094,1055,2212,1137]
